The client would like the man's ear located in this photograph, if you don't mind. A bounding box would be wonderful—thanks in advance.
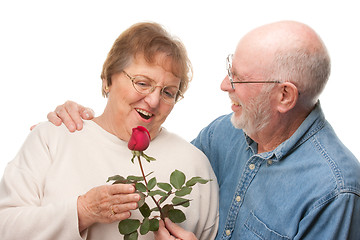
[276,82,299,113]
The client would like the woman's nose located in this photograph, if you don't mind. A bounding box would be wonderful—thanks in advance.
[144,88,162,107]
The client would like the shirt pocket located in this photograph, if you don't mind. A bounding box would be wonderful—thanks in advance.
[238,211,291,240]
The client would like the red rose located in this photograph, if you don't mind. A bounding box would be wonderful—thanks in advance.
[128,126,151,151]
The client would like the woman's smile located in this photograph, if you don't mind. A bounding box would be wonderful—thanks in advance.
[135,108,154,121]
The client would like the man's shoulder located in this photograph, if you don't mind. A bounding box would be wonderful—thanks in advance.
[303,123,360,193]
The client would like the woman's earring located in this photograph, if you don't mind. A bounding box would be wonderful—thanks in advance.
[104,85,109,97]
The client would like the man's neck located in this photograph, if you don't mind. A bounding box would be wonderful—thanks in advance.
[251,109,311,154]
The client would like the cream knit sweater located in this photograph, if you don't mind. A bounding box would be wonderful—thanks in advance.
[0,120,219,240]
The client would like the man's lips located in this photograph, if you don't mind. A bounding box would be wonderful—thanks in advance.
[231,99,242,112]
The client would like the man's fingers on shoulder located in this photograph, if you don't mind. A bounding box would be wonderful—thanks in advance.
[81,108,95,120]
[47,112,62,126]
[52,107,76,132]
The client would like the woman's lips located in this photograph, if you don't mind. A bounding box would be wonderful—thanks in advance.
[136,108,153,120]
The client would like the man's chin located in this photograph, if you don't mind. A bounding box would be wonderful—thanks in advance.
[230,114,256,136]
[230,114,245,129]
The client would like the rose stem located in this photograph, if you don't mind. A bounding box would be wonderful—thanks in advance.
[137,155,164,219]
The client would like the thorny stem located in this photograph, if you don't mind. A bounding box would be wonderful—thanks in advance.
[137,155,165,220]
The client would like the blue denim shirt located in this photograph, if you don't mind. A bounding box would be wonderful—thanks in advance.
[192,103,360,239]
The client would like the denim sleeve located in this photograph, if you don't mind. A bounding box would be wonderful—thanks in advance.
[295,192,360,239]
[191,125,215,164]
[192,118,226,180]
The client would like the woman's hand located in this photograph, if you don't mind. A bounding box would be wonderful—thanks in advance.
[77,184,140,232]
[44,100,95,132]
[154,218,198,240]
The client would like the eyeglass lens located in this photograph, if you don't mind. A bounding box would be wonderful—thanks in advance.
[132,77,181,103]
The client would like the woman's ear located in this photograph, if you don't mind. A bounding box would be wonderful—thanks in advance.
[102,78,110,98]
[276,82,299,113]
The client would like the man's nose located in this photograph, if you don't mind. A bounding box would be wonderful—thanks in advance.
[221,75,233,92]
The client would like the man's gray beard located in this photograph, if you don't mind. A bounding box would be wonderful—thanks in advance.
[230,91,272,136]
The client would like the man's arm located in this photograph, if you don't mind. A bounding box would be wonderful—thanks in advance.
[296,193,360,239]
[45,100,95,132]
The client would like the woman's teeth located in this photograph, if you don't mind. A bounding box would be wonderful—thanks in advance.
[136,109,153,120]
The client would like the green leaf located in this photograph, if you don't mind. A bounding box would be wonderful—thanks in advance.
[161,204,174,218]
[149,218,159,231]
[137,192,146,208]
[168,209,186,223]
[157,182,172,192]
[114,179,131,184]
[139,202,151,218]
[150,206,159,212]
[186,177,211,187]
[135,182,147,192]
[107,175,126,183]
[175,186,192,196]
[147,177,157,190]
[148,190,167,197]
[140,218,150,235]
[127,175,144,181]
[170,170,186,190]
[172,197,190,207]
[124,231,138,240]
[118,219,140,235]
[158,194,170,204]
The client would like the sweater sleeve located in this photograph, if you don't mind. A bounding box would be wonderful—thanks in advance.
[0,125,84,240]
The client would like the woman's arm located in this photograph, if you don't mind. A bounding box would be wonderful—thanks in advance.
[0,124,140,239]
[77,184,140,232]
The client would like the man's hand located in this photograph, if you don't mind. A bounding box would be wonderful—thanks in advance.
[44,100,95,132]
[154,218,198,240]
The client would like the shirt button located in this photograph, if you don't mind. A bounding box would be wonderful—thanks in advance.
[236,196,241,202]
[225,230,231,236]
[267,160,273,165]
[249,164,255,170]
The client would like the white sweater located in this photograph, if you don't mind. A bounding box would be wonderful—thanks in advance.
[0,121,219,240]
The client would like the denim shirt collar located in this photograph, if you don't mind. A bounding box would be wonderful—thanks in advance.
[245,101,326,162]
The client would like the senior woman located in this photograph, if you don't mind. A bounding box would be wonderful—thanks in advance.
[0,22,219,239]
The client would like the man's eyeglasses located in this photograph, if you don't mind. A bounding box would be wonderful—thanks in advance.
[123,71,184,104]
[226,54,281,89]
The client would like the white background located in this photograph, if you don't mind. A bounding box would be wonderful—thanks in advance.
[1,0,359,176]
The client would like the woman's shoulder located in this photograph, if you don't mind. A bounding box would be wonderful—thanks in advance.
[32,120,95,134]
[30,121,67,135]
[153,128,209,161]
[29,120,96,141]
[157,128,196,149]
